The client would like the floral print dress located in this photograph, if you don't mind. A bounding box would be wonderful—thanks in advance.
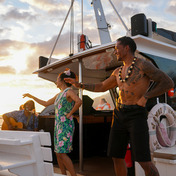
[54,89,75,153]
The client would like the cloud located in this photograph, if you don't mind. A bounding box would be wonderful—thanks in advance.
[20,0,70,12]
[0,39,28,52]
[121,0,152,2]
[1,0,176,77]
[0,39,33,74]
[0,39,14,57]
[6,32,70,75]
[0,27,11,36]
[20,29,99,75]
[1,7,37,21]
[0,36,59,75]
[0,5,40,41]
[166,0,176,15]
[0,66,16,74]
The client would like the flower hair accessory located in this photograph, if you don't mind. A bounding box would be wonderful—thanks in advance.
[64,68,71,76]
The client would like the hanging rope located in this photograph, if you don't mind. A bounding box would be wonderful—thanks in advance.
[47,0,75,65]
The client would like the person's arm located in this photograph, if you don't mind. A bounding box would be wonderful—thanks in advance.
[2,114,14,130]
[142,60,174,99]
[23,93,57,107]
[137,60,174,106]
[65,89,82,119]
[64,74,118,92]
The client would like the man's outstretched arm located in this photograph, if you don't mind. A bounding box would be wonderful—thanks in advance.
[64,75,118,92]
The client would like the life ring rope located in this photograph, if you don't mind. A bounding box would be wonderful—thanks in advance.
[150,113,176,129]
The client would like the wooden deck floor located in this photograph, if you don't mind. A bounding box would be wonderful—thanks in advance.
[54,156,116,176]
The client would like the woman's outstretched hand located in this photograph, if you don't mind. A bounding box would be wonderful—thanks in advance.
[23,93,33,99]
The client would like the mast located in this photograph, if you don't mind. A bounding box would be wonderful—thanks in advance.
[92,0,111,44]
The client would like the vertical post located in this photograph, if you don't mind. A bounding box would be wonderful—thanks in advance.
[81,0,83,34]
[165,92,167,104]
[70,0,74,54]
[79,0,83,171]
[148,18,153,38]
[79,59,83,171]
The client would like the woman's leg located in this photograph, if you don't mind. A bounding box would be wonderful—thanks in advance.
[57,153,77,176]
[56,153,67,175]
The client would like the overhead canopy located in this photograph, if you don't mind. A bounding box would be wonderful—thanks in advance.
[34,35,176,83]
[34,41,118,83]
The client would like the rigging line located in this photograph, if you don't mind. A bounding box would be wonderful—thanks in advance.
[47,0,75,65]
[108,0,129,33]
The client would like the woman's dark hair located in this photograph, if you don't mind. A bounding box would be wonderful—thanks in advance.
[59,68,77,87]
[117,36,137,54]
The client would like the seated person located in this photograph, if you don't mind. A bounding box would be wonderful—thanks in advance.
[96,98,111,110]
[19,104,24,110]
[2,100,38,131]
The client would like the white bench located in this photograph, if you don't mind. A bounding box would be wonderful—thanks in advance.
[0,131,63,176]
[153,146,176,176]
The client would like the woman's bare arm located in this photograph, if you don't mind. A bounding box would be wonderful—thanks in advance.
[66,89,82,118]
[23,93,58,107]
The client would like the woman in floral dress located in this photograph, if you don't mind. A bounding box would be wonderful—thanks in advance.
[23,69,82,176]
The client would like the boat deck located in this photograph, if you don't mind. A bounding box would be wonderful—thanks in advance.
[54,156,116,176]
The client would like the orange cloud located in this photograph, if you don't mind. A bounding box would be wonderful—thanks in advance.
[0,66,16,74]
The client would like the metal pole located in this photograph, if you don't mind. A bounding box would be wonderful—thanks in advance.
[47,0,75,65]
[108,0,129,33]
[79,0,84,170]
[79,59,83,171]
[165,92,167,104]
[81,0,83,34]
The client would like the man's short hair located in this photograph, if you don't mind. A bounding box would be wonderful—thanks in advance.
[117,36,137,54]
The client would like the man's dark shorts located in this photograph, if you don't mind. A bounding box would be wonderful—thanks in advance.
[107,104,151,162]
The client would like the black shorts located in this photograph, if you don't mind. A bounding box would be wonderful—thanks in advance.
[107,105,151,162]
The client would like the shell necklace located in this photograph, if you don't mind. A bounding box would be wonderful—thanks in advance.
[118,57,137,82]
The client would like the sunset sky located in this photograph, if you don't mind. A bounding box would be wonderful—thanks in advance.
[0,0,176,115]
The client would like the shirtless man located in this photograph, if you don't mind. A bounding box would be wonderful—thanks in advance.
[65,36,174,176]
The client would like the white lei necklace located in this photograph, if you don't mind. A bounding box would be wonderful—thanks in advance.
[118,57,137,82]
[54,87,71,105]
